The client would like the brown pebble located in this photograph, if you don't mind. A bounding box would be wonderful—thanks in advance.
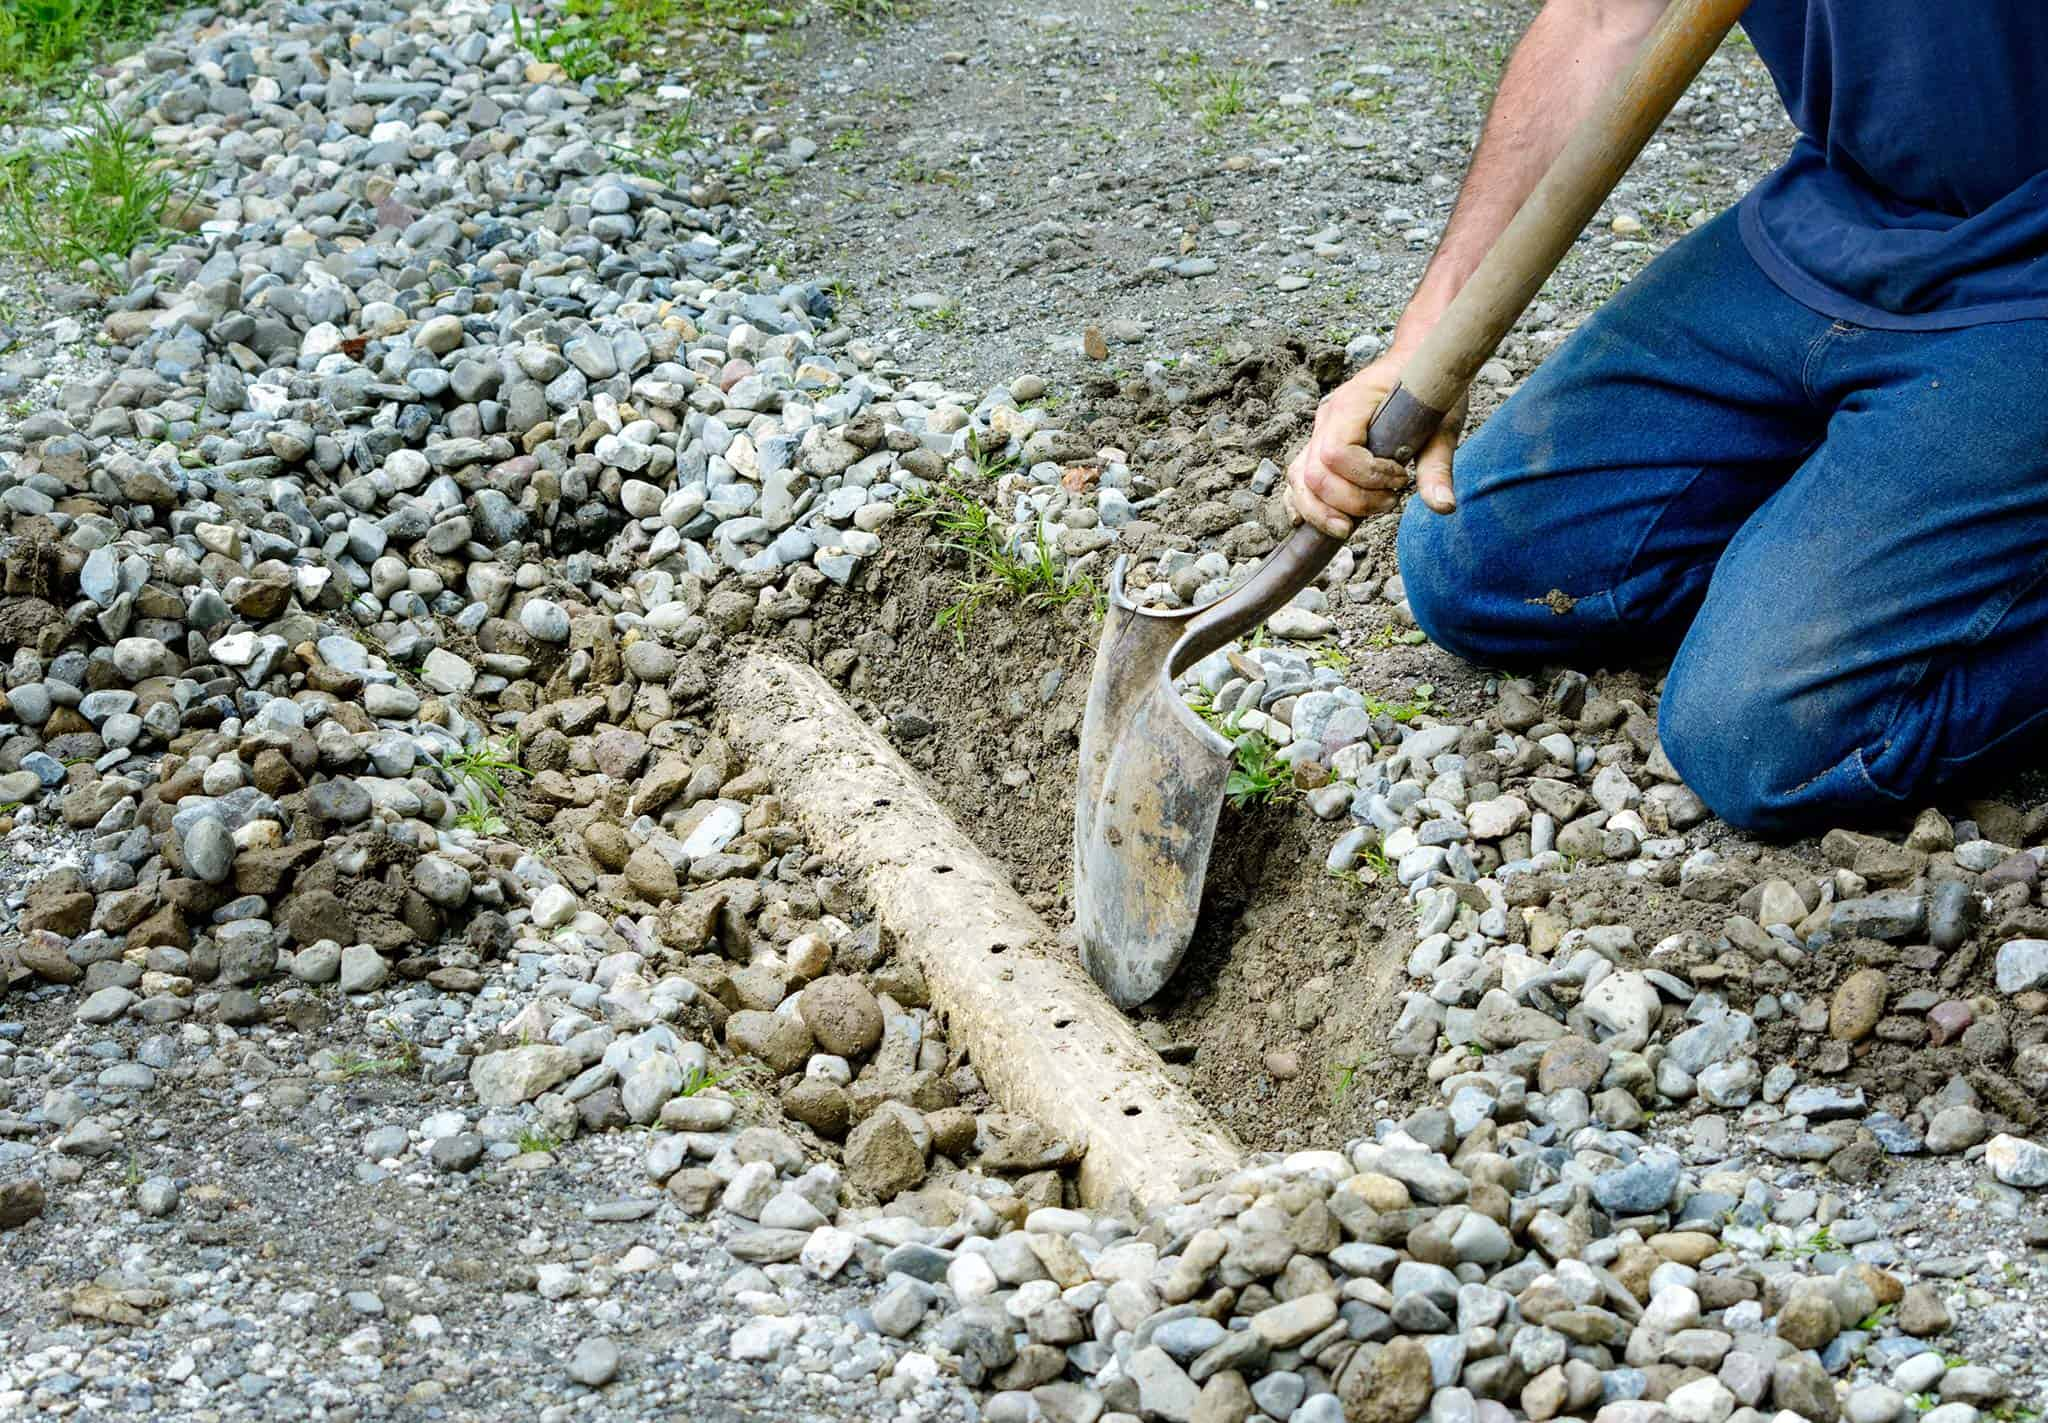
[0,1180,46,1230]
[1829,968,1889,1042]
[1897,1281,1952,1336]
[1647,1231,1718,1266]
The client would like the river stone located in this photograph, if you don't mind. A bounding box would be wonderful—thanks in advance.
[1829,969,1888,1042]
[1775,1288,1841,1351]
[1985,1134,2048,1188]
[339,944,388,994]
[797,976,883,1058]
[471,1045,579,1107]
[1591,1150,1680,1215]
[182,817,235,883]
[1994,939,2048,994]
[567,1336,620,1386]
[1339,1336,1433,1423]
[844,1110,926,1201]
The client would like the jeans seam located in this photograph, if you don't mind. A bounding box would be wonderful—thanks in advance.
[1937,700,2048,772]
[1799,322,1862,404]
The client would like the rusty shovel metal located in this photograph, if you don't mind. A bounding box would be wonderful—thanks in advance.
[1074,0,1751,1008]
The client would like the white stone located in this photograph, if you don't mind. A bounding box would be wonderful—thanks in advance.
[532,885,578,929]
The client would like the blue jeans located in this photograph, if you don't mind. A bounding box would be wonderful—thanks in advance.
[1397,210,2048,834]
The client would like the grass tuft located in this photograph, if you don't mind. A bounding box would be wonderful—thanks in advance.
[336,1041,421,1080]
[898,447,1097,644]
[680,1064,745,1098]
[433,736,526,836]
[508,0,802,84]
[1223,733,1291,809]
[0,0,173,103]
[0,93,183,283]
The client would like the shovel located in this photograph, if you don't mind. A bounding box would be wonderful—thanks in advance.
[1074,0,1751,1009]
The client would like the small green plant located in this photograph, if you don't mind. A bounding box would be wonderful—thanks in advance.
[606,102,707,184]
[680,1064,741,1097]
[1363,683,1436,724]
[1329,1053,1376,1106]
[1857,1303,1895,1331]
[1329,839,1391,885]
[963,429,1018,481]
[1199,72,1247,131]
[1,92,184,283]
[336,1041,420,1080]
[897,475,1095,644]
[910,302,964,333]
[516,1129,558,1155]
[124,1150,142,1188]
[507,0,802,84]
[434,736,525,836]
[0,0,173,103]
[819,0,906,27]
[1771,1224,1838,1260]
[1224,733,1291,809]
[1366,623,1429,650]
[2001,1260,2025,1286]
[891,156,965,188]
[1309,644,1351,674]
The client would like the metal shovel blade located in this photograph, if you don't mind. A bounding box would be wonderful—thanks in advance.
[1073,558,1232,1009]
[1074,522,1349,1008]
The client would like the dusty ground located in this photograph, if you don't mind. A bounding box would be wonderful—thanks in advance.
[719,0,1793,393]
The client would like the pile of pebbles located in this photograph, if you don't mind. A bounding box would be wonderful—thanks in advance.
[0,0,2044,1419]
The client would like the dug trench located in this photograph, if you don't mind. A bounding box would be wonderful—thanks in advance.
[693,338,2047,1163]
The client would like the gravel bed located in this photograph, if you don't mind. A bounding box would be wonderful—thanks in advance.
[0,2,2042,1422]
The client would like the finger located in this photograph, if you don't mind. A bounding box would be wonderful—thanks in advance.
[1414,434,1456,514]
[1284,451,1310,524]
[1294,466,1359,540]
[1292,475,1355,539]
[1318,445,1412,492]
[1284,455,1327,532]
[1306,462,1396,523]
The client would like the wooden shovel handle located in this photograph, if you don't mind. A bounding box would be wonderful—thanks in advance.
[1171,0,1751,674]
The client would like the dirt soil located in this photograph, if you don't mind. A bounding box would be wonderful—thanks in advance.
[716,0,1797,394]
[697,309,2044,1159]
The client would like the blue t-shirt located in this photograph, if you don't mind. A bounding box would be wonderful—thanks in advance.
[1737,0,2048,330]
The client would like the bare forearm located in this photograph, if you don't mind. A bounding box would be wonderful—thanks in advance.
[1390,0,1669,357]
